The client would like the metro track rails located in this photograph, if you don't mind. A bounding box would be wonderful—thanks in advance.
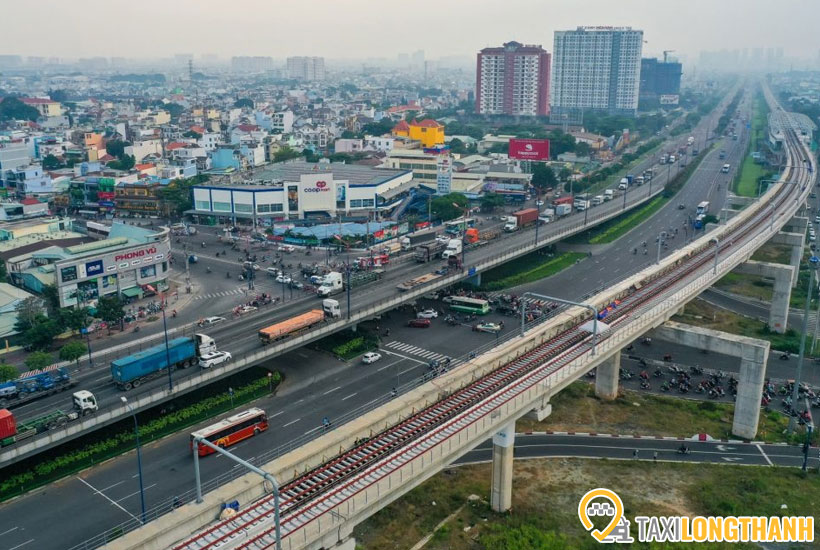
[174,114,813,550]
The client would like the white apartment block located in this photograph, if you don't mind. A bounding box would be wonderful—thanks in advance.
[551,26,643,115]
[287,57,326,81]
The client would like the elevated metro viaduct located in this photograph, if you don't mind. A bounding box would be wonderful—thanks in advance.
[106,95,815,550]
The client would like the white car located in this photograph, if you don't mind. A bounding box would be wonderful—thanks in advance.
[275,274,292,284]
[417,309,439,319]
[361,352,382,364]
[198,316,225,327]
[279,244,296,253]
[199,351,232,368]
[266,267,280,277]
[436,235,451,244]
[535,200,544,206]
[239,305,258,314]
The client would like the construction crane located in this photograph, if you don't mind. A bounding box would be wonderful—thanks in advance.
[663,50,676,63]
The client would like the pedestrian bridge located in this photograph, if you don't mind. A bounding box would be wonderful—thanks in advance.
[106,92,815,550]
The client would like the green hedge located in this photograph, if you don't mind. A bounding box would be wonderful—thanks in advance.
[480,252,586,291]
[0,372,281,501]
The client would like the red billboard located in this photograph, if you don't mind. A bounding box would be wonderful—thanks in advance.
[508,138,550,161]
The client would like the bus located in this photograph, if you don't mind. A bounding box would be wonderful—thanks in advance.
[696,201,710,216]
[445,217,475,235]
[447,296,491,315]
[190,408,268,456]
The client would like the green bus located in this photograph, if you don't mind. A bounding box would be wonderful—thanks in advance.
[448,296,491,315]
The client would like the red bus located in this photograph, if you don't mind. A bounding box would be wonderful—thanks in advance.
[190,408,268,456]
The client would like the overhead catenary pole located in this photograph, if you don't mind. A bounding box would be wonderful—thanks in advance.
[789,256,820,433]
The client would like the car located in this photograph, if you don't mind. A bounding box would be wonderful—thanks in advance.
[811,235,817,242]
[309,275,324,285]
[361,352,382,364]
[279,244,296,253]
[266,267,280,277]
[473,322,502,333]
[243,261,261,271]
[811,193,818,199]
[535,200,544,207]
[199,351,232,368]
[435,266,449,275]
[408,318,431,328]
[677,204,686,210]
[417,309,439,319]
[815,216,820,223]
[290,280,304,290]
[239,305,258,314]
[275,274,292,284]
[198,316,225,327]
[436,235,451,244]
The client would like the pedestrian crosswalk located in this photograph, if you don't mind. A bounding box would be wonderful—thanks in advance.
[194,288,246,301]
[384,341,456,363]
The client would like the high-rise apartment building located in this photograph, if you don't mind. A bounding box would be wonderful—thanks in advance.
[475,41,551,117]
[287,57,326,81]
[551,26,643,115]
[639,58,682,106]
[231,56,274,73]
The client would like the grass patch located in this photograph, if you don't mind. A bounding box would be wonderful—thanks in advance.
[734,154,775,198]
[750,242,792,265]
[354,458,819,550]
[673,298,817,355]
[313,328,378,360]
[0,367,281,501]
[569,195,668,245]
[478,251,586,291]
[714,271,773,302]
[516,381,814,445]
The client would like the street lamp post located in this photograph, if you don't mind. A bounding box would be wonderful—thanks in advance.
[711,237,720,275]
[452,202,468,270]
[789,256,820,433]
[82,326,93,368]
[161,296,173,391]
[121,396,146,524]
[267,371,273,393]
[656,231,668,264]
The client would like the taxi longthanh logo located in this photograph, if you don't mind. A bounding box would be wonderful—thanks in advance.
[579,488,814,544]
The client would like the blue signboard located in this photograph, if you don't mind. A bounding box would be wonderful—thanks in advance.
[468,267,477,277]
[85,259,104,277]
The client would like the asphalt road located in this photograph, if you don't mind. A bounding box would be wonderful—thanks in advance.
[8,99,730,427]
[0,92,763,550]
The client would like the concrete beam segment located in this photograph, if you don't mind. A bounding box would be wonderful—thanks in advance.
[652,321,770,439]
[768,231,804,248]
[491,421,515,513]
[594,353,620,400]
[465,272,481,287]
[732,260,795,333]
[727,195,754,208]
[782,216,809,235]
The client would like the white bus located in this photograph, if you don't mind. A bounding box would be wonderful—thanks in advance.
[696,201,710,216]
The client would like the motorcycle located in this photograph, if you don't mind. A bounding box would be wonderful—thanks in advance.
[226,272,231,279]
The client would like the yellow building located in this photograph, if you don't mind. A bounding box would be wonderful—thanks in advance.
[392,119,445,148]
[20,98,63,117]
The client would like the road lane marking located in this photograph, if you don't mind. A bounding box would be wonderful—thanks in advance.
[269,410,284,419]
[99,480,125,492]
[342,393,357,401]
[323,386,341,395]
[9,540,34,550]
[757,444,774,466]
[283,418,300,428]
[116,483,157,503]
[0,527,18,536]
[304,426,322,436]
[77,477,140,522]
[381,349,427,365]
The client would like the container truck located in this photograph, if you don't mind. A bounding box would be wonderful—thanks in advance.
[259,310,326,345]
[687,136,695,146]
[400,230,437,250]
[111,334,216,390]
[555,203,572,218]
[414,241,446,263]
[552,196,574,208]
[0,367,77,409]
[503,208,538,232]
[618,178,629,190]
[0,390,98,447]
[322,299,341,318]
[441,239,463,259]
[317,272,344,297]
[396,273,441,292]
[604,189,614,201]
[591,195,604,206]
[463,228,499,245]
[574,200,591,212]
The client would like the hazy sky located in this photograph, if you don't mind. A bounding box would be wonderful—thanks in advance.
[3,0,818,61]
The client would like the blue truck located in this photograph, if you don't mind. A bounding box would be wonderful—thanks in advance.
[111,334,216,390]
[0,367,77,409]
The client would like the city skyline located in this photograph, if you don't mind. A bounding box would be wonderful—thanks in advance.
[1,0,818,62]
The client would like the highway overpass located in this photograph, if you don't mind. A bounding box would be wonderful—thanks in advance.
[104,85,815,550]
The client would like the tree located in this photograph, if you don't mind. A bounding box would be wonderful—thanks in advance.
[14,297,44,334]
[105,140,129,158]
[0,96,40,121]
[273,146,304,163]
[558,166,574,182]
[431,193,468,221]
[24,316,61,351]
[24,351,54,371]
[574,142,592,157]
[0,362,18,383]
[42,154,62,170]
[340,130,357,139]
[59,341,87,367]
[41,284,60,315]
[164,103,184,119]
[97,296,125,333]
[531,164,558,191]
[234,98,254,109]
[107,154,135,171]
[182,130,202,139]
[361,118,394,137]
[59,306,90,334]
[448,138,467,155]
[157,174,209,216]
[48,89,69,103]
[480,192,506,212]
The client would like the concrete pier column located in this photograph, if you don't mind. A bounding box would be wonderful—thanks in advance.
[733,260,795,333]
[333,538,356,550]
[653,321,770,440]
[465,271,481,287]
[769,230,806,289]
[594,353,620,400]
[526,395,552,421]
[490,421,515,513]
[732,344,769,439]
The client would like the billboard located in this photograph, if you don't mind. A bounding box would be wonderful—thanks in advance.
[436,156,452,195]
[660,94,680,105]
[508,138,550,161]
[298,173,335,213]
[85,260,104,277]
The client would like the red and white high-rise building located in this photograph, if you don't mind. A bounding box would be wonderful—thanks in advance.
[475,41,551,117]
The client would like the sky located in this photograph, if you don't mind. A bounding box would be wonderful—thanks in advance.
[3,0,819,61]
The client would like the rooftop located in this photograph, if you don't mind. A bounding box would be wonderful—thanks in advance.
[208,161,409,189]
